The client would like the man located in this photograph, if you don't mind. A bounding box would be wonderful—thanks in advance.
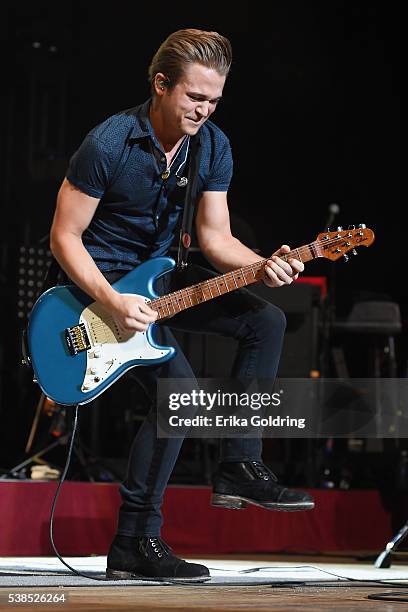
[50,29,314,582]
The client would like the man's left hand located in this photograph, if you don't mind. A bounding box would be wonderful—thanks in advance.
[263,244,304,288]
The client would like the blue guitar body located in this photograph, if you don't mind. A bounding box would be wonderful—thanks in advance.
[27,257,176,406]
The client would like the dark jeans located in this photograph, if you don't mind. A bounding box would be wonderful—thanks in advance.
[105,265,286,537]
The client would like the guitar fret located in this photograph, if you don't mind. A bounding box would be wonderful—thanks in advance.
[167,297,174,313]
[197,286,205,302]
[155,299,164,319]
[243,269,253,284]
[193,286,203,305]
[234,271,246,288]
[223,277,230,292]
[188,289,195,306]
[174,292,183,311]
[207,280,214,298]
[203,284,212,301]
[310,242,318,258]
[217,277,227,294]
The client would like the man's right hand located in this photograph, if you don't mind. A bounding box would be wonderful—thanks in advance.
[110,294,158,333]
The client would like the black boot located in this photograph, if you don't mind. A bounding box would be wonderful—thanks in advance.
[106,535,210,582]
[212,461,314,511]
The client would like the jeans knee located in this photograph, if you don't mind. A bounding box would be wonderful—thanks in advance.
[257,303,286,337]
[238,303,286,345]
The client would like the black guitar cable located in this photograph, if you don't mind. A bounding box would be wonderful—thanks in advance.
[48,405,180,584]
[49,404,107,582]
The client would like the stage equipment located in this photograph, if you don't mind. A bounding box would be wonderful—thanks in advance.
[17,244,52,322]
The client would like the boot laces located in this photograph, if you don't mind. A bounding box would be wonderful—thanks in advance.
[148,537,171,559]
[251,461,278,482]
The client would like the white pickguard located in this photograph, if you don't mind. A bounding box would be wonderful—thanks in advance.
[78,294,169,393]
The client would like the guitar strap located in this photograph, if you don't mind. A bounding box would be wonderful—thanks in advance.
[176,133,202,271]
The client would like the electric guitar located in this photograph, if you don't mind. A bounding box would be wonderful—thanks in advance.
[27,227,375,406]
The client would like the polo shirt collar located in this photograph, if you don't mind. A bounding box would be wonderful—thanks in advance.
[129,99,154,139]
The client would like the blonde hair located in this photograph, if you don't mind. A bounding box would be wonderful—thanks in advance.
[148,29,232,93]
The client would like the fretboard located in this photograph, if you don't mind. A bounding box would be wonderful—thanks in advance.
[149,242,320,321]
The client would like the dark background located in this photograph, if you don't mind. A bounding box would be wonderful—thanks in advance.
[0,1,406,484]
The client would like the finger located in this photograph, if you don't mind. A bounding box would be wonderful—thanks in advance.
[273,244,290,256]
[125,297,157,317]
[288,258,304,274]
[134,322,150,332]
[123,301,157,323]
[123,317,149,332]
[114,318,128,334]
[268,262,293,284]
[271,256,294,279]
[264,265,285,287]
[129,310,156,324]
[139,303,159,319]
[138,298,158,315]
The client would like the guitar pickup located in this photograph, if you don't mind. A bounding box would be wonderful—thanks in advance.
[65,323,91,356]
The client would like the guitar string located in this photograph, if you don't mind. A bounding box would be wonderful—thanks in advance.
[149,259,359,314]
[80,233,371,337]
[81,232,371,337]
[148,234,370,313]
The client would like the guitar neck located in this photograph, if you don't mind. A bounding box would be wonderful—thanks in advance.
[149,241,321,321]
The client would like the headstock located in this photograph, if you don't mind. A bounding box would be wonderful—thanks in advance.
[316,225,375,261]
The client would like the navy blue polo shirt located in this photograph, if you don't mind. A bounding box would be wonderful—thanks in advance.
[66,99,233,272]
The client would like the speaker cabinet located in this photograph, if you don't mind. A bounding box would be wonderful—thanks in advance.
[249,283,321,377]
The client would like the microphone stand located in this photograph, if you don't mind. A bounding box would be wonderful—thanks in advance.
[321,206,340,377]
[317,207,340,486]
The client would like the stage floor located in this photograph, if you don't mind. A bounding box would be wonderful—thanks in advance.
[1,554,408,611]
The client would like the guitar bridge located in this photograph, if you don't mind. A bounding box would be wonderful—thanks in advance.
[65,323,91,356]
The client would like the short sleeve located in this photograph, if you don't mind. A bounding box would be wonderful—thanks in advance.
[66,136,112,199]
[202,138,233,192]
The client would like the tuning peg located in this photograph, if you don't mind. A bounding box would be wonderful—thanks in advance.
[337,226,343,231]
[343,254,349,262]
[358,223,366,229]
[351,248,357,255]
[348,224,355,229]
